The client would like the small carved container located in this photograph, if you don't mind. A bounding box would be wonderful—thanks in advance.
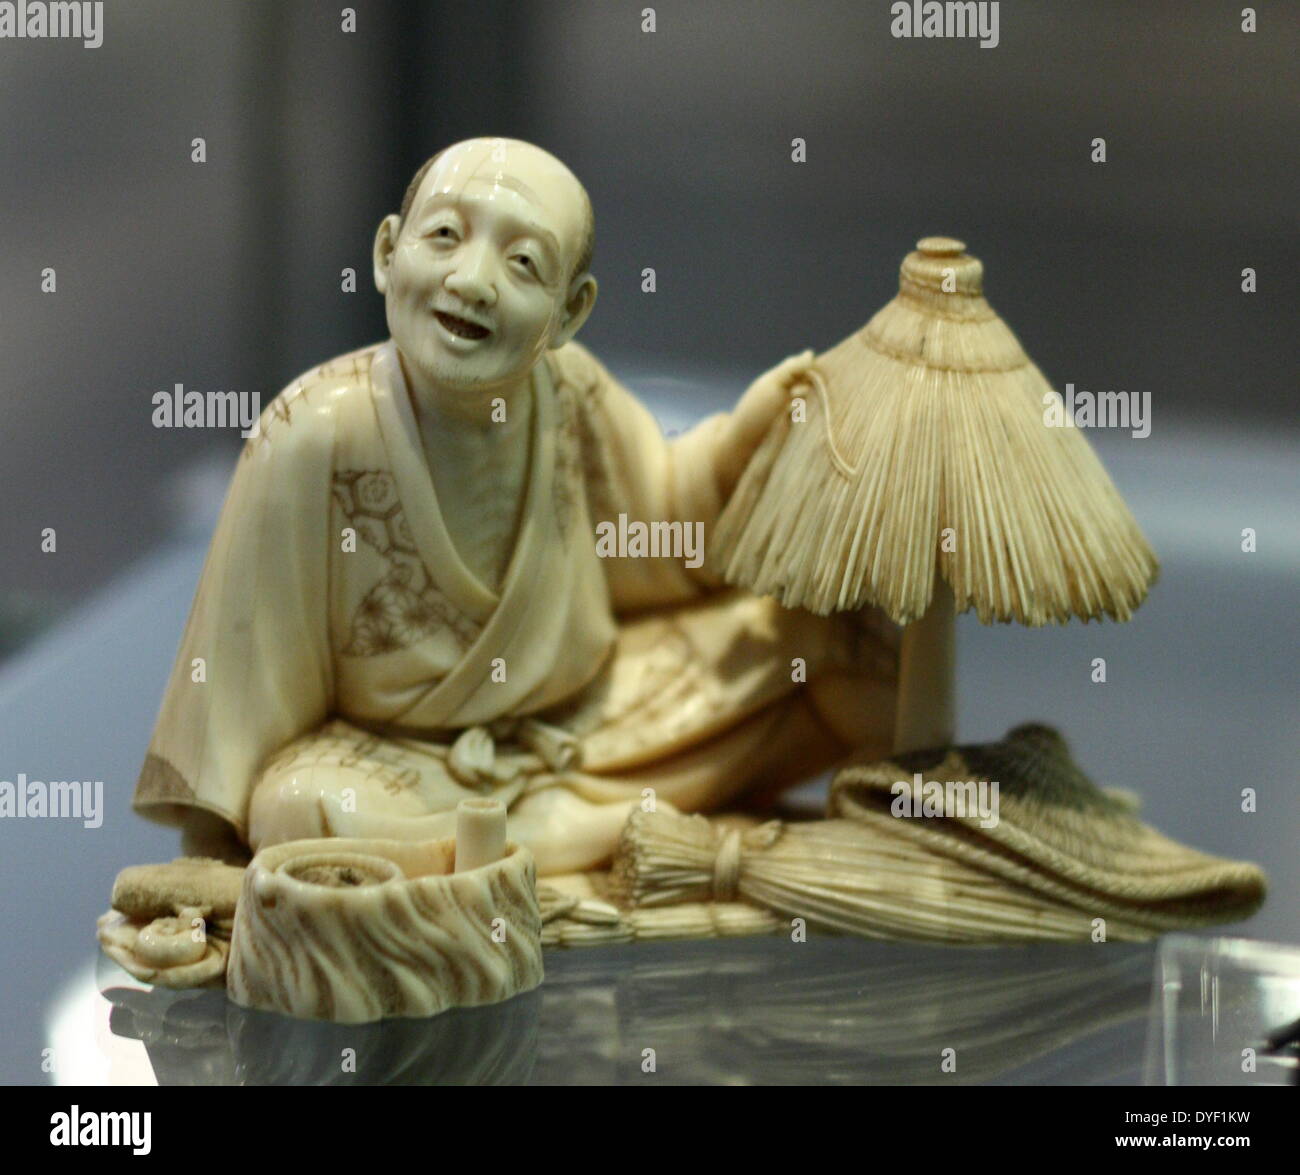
[227,823,543,1024]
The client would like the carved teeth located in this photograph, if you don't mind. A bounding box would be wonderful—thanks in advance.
[435,311,490,340]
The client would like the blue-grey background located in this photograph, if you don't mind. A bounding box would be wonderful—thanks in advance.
[0,1,1296,1084]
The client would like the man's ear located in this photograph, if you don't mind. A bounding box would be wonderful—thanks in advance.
[372,214,401,295]
[550,273,598,349]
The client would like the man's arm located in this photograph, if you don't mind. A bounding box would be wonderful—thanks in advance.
[701,350,818,507]
[558,343,815,612]
[134,381,337,839]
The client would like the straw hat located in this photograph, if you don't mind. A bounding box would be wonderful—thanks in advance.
[715,236,1159,625]
[713,237,1160,749]
[827,724,1268,932]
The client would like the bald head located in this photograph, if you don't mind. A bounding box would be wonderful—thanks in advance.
[375,137,600,395]
[399,138,594,280]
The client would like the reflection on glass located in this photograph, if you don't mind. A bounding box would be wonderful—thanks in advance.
[88,936,1155,1085]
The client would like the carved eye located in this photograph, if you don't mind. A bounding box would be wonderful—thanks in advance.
[431,225,459,243]
[513,254,537,275]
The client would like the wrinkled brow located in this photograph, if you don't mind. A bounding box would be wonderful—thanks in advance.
[414,190,563,262]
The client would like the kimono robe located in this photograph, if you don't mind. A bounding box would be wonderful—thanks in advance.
[135,339,899,873]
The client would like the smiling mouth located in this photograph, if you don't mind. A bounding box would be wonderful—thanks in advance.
[434,310,491,340]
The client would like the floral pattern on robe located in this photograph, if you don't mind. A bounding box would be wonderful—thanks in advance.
[331,470,481,657]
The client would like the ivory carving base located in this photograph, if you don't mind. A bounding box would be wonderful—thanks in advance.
[226,836,544,1023]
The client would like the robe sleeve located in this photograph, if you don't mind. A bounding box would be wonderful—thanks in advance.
[558,342,730,613]
[133,388,336,838]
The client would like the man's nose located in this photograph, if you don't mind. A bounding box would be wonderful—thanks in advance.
[444,240,498,307]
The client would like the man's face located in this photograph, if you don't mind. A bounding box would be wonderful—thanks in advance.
[379,140,589,394]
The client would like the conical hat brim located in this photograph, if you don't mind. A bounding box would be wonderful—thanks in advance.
[828,725,1267,930]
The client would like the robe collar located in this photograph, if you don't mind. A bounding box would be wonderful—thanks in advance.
[369,339,557,627]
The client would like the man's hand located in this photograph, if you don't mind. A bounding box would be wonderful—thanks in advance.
[713,350,817,502]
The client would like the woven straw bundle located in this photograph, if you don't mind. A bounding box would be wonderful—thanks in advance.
[612,811,1118,942]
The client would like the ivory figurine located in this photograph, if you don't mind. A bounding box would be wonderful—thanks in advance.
[94,143,1267,1025]
[132,137,901,876]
